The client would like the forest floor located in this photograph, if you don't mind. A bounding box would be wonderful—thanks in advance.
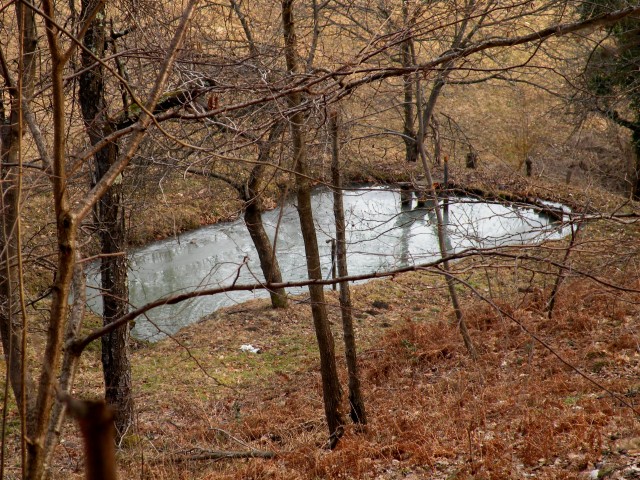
[34,163,640,479]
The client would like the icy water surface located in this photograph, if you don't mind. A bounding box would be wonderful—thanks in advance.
[88,186,568,341]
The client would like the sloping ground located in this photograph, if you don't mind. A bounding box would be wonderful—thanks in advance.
[40,197,640,479]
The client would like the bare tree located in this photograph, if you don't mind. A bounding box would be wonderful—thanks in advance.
[78,0,133,440]
[330,110,367,425]
[281,0,344,444]
[0,0,199,476]
[412,44,477,359]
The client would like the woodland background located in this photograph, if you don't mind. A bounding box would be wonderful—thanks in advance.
[2,0,640,478]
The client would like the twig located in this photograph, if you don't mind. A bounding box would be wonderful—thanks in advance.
[155,449,275,464]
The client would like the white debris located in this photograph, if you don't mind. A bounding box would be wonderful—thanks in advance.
[240,344,260,354]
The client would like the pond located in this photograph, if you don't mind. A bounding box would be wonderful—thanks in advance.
[88,186,569,341]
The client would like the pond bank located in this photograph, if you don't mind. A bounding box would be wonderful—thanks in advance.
[111,214,640,480]
[90,183,570,341]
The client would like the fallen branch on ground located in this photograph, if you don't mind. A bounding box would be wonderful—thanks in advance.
[155,449,276,464]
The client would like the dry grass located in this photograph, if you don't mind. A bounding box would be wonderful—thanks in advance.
[27,214,640,479]
[2,2,638,477]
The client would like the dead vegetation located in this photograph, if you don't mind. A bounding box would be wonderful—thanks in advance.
[17,212,637,479]
[3,1,640,477]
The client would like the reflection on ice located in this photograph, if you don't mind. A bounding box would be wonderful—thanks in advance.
[87,186,569,341]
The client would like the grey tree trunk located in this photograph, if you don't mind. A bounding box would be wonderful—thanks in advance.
[330,111,367,425]
[281,0,344,443]
[401,0,417,163]
[242,125,287,308]
[413,50,477,360]
[79,0,133,440]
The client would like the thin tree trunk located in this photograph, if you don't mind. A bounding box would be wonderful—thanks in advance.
[43,255,87,471]
[79,0,133,440]
[0,0,39,457]
[413,54,477,360]
[330,111,367,425]
[281,0,344,443]
[415,2,474,158]
[27,20,78,475]
[243,123,287,308]
[401,0,417,163]
[546,222,581,319]
[431,117,442,166]
[244,201,288,308]
[420,76,446,146]
[0,127,35,425]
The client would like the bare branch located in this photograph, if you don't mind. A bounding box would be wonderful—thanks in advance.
[73,0,201,222]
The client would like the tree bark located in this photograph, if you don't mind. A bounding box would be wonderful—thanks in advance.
[0,0,39,460]
[242,124,287,308]
[401,0,417,163]
[330,111,367,425]
[281,0,344,443]
[413,48,477,360]
[43,255,87,472]
[244,201,288,308]
[0,114,35,425]
[78,0,133,440]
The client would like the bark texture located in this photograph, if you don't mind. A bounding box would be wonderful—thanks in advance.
[330,111,367,425]
[242,125,287,308]
[401,0,417,163]
[282,0,344,442]
[79,0,133,439]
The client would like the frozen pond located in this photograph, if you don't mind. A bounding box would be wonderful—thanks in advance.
[88,186,569,341]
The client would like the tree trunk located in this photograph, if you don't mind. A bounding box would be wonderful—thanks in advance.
[420,76,446,154]
[546,222,581,319]
[401,0,417,163]
[413,50,477,360]
[0,117,36,426]
[281,0,344,443]
[97,176,133,440]
[431,117,442,166]
[79,0,133,440]
[43,255,87,472]
[0,2,39,465]
[466,151,478,169]
[632,126,640,200]
[243,124,288,308]
[244,201,288,308]
[330,111,367,425]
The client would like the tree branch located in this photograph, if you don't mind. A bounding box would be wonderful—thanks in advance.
[341,5,640,90]
[73,0,201,222]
